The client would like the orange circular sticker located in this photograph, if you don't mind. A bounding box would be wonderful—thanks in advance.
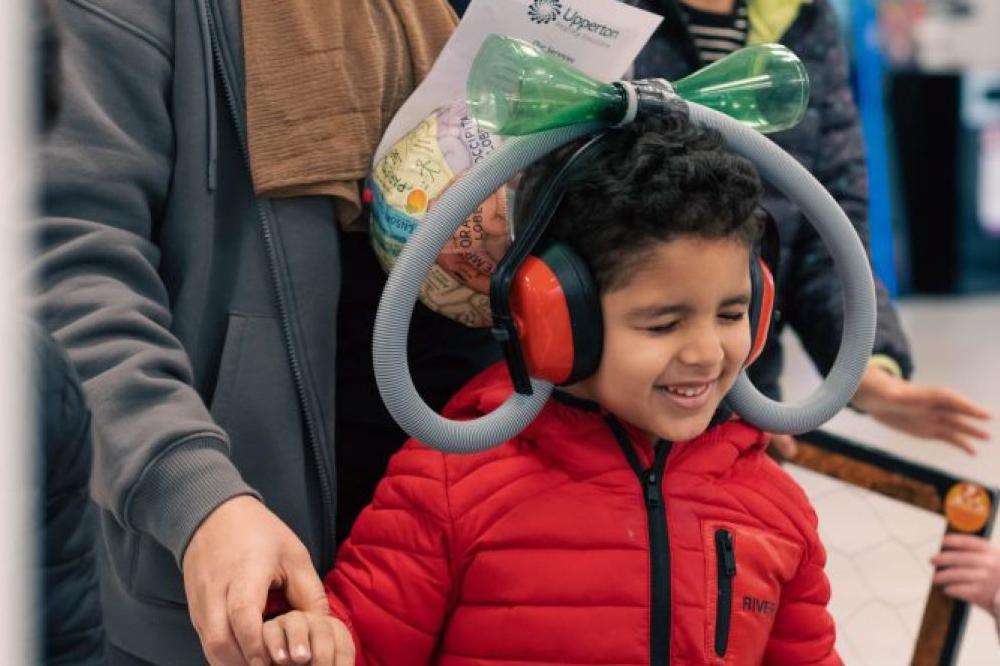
[944,482,992,533]
[405,189,428,214]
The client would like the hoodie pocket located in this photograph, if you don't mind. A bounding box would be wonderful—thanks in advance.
[714,528,736,657]
[208,314,321,555]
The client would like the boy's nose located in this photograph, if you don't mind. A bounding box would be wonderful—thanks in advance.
[676,327,725,369]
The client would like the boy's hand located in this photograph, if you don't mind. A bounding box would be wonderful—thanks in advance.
[932,534,1000,616]
[852,366,992,455]
[263,611,356,666]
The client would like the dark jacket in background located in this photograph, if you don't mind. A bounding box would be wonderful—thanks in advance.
[34,324,106,666]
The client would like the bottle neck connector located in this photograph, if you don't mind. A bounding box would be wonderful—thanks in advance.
[611,78,682,127]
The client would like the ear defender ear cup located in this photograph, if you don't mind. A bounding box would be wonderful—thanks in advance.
[745,255,775,367]
[508,242,603,385]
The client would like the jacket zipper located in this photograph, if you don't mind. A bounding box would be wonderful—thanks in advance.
[202,1,335,567]
[715,528,736,657]
[607,416,672,666]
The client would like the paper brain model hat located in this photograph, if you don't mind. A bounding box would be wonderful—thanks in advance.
[368,99,513,327]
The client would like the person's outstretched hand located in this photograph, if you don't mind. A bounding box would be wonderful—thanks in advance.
[852,366,992,455]
[263,610,356,666]
[182,496,339,666]
[766,433,799,459]
[932,534,1000,617]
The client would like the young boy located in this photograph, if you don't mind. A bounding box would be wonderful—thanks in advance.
[261,115,840,666]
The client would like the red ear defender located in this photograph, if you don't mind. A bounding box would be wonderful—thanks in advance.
[508,256,575,384]
[508,243,603,386]
[745,256,775,367]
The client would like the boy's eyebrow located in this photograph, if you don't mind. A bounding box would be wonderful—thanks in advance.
[628,303,691,319]
[628,294,752,320]
[720,294,752,307]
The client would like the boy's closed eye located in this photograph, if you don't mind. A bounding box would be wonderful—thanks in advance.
[630,293,751,332]
[644,320,680,334]
[639,306,749,335]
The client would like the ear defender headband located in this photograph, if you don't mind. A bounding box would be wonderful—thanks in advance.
[489,131,779,396]
[489,134,609,396]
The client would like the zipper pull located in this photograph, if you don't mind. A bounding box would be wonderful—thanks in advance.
[717,530,737,577]
[645,469,661,507]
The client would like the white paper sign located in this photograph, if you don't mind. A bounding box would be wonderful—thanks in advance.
[373,0,663,163]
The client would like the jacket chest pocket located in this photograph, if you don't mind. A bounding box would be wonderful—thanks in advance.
[703,521,803,665]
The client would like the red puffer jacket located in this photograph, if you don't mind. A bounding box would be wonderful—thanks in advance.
[325,364,840,665]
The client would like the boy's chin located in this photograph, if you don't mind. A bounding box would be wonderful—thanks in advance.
[651,410,718,443]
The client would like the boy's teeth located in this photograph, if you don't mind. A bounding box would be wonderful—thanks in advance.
[664,384,709,397]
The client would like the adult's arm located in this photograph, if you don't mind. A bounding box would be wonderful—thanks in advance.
[35,0,254,567]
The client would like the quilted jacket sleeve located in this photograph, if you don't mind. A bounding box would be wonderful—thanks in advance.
[783,0,913,380]
[324,441,455,666]
[763,509,840,666]
[36,325,107,666]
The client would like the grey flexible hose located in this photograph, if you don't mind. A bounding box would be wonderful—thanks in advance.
[689,104,877,433]
[373,105,876,452]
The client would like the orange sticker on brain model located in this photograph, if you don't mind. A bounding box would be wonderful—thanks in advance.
[406,189,429,214]
[944,482,992,533]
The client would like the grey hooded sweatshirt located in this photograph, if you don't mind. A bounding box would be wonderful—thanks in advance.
[35,1,495,663]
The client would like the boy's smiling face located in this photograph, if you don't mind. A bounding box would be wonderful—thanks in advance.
[567,236,754,443]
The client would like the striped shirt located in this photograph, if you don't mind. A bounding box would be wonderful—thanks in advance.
[680,0,749,64]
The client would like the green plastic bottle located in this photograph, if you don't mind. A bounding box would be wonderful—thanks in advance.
[467,34,810,135]
[672,44,809,133]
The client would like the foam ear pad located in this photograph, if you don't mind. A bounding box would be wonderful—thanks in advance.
[746,256,775,367]
[509,243,603,385]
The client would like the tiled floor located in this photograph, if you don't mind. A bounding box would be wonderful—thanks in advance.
[785,465,945,665]
[779,294,1000,665]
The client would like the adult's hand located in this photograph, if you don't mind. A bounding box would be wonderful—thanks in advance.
[851,365,992,455]
[182,496,333,666]
[766,433,799,459]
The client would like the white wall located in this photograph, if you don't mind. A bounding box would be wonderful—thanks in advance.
[0,0,37,661]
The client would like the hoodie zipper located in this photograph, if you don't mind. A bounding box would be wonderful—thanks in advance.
[607,416,672,666]
[196,0,218,190]
[715,528,736,657]
[201,1,335,567]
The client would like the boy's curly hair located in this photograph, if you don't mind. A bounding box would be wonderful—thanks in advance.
[514,113,764,292]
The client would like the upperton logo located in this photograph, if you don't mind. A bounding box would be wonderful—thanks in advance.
[528,0,563,24]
